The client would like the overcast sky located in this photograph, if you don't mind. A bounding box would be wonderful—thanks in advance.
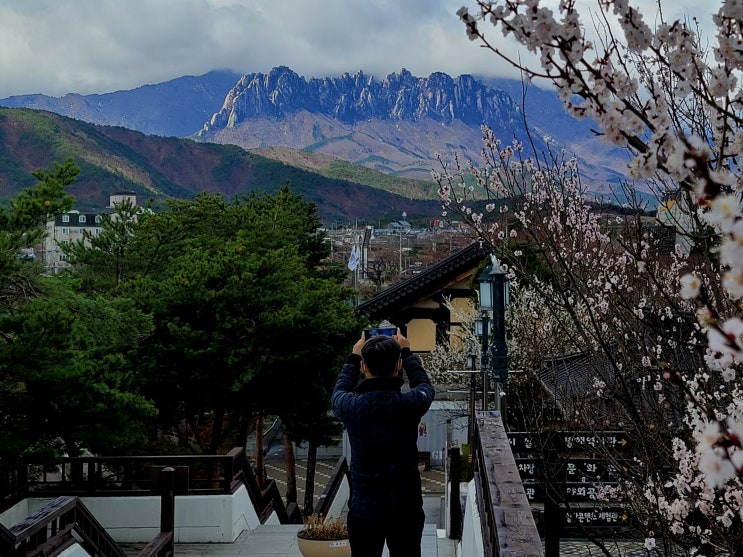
[0,0,717,99]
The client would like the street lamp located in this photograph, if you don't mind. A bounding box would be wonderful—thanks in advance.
[477,257,509,413]
[474,314,489,411]
[466,353,477,446]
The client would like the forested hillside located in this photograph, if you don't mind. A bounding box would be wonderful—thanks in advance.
[0,108,441,222]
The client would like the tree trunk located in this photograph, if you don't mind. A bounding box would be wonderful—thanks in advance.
[284,432,297,505]
[209,404,224,454]
[303,442,318,517]
[255,415,265,487]
[237,408,250,450]
[185,408,207,453]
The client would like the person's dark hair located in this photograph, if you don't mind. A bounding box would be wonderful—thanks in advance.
[361,335,401,377]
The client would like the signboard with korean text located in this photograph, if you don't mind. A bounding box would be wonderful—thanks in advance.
[559,458,634,482]
[515,457,635,484]
[562,506,633,536]
[509,429,635,534]
[507,431,631,454]
[521,480,619,503]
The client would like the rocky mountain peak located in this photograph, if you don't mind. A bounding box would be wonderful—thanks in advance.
[200,66,520,135]
[0,67,628,188]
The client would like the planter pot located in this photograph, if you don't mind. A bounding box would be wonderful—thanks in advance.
[297,536,351,557]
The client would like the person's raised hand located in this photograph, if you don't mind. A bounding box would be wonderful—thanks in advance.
[394,328,411,350]
[353,333,366,355]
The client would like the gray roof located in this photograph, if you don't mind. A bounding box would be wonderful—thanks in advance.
[356,241,490,322]
[536,352,611,420]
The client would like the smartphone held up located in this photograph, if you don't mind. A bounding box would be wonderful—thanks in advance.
[363,320,397,340]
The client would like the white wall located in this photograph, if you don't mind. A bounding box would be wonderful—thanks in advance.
[459,480,484,557]
[58,544,88,557]
[4,484,263,544]
[418,402,469,468]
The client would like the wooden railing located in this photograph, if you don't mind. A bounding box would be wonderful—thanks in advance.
[0,447,301,557]
[0,467,176,557]
[23,451,236,496]
[0,496,128,557]
[4,434,541,557]
[229,448,301,524]
[13,447,300,524]
[312,456,349,517]
[470,411,543,557]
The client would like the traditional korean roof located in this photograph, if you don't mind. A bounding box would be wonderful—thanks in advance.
[356,241,491,321]
[536,344,696,428]
[536,352,606,420]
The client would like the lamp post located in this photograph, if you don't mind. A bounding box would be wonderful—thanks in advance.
[477,257,509,413]
[399,211,408,275]
[466,353,477,446]
[474,314,489,411]
[399,230,403,275]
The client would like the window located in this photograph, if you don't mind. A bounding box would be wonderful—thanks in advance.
[79,215,86,223]
[62,228,69,234]
[62,215,70,223]
[95,215,102,223]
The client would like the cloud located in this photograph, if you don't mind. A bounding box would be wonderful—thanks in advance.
[0,0,722,98]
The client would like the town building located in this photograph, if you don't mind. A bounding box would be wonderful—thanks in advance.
[356,240,490,352]
[39,191,137,273]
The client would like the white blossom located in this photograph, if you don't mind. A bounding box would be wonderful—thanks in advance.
[680,274,701,299]
[448,0,743,547]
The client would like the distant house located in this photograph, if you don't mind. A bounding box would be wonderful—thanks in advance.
[356,241,490,352]
[388,219,412,231]
[39,191,137,273]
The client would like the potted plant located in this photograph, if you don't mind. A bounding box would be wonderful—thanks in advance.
[296,514,351,557]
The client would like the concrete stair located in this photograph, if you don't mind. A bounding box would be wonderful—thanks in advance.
[118,494,455,557]
[122,523,456,557]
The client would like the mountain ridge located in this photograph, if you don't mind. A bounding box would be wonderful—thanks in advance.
[196,66,626,186]
[197,66,545,181]
[0,70,241,137]
[201,67,520,127]
[0,66,631,200]
[0,107,441,223]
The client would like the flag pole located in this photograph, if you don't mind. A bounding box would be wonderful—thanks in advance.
[347,241,360,307]
[354,235,360,307]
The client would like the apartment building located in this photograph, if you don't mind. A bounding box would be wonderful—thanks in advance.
[40,191,137,273]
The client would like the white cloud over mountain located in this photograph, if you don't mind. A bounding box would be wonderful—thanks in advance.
[0,0,715,98]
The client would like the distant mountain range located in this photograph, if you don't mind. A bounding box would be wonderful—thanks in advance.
[198,67,543,179]
[0,70,240,138]
[0,67,636,220]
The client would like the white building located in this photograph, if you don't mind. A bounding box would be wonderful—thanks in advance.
[40,191,137,273]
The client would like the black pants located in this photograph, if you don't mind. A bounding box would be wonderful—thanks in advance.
[347,507,425,557]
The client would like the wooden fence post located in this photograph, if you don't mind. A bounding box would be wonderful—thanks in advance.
[544,446,561,557]
[449,446,462,540]
[160,466,175,554]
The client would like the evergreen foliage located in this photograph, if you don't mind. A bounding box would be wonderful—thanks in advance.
[0,159,154,464]
[66,185,358,454]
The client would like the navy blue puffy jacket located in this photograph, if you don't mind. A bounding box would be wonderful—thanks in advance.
[331,348,435,519]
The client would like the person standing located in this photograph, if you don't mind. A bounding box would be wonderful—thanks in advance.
[332,329,435,557]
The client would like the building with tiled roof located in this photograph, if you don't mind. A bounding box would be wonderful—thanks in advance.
[356,241,491,352]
